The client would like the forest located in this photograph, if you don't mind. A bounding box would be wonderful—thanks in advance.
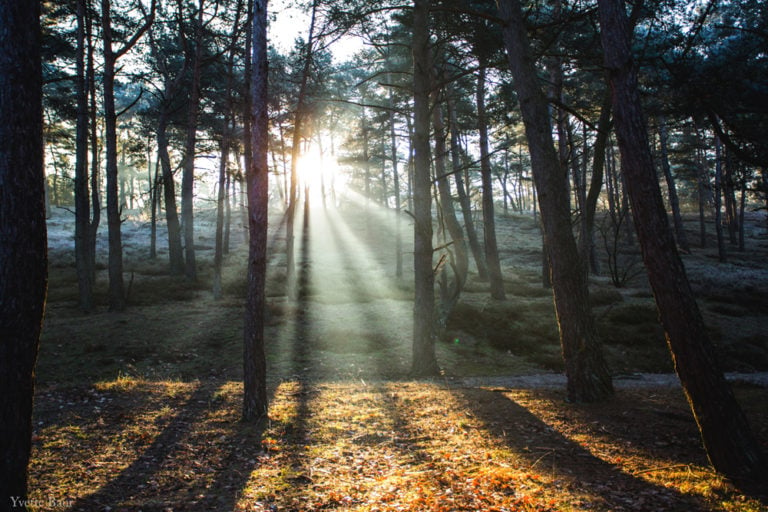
[1,0,768,510]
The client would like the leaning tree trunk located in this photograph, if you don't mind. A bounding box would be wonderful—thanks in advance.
[411,0,439,376]
[433,94,469,331]
[598,0,768,487]
[243,0,268,422]
[497,0,613,402]
[447,92,488,280]
[0,0,46,501]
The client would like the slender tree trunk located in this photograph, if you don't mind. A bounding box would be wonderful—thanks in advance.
[157,113,185,274]
[75,0,94,312]
[243,0,268,422]
[411,0,439,376]
[598,0,768,486]
[213,136,230,299]
[181,1,205,281]
[150,158,160,259]
[389,86,403,278]
[433,94,468,330]
[476,65,506,300]
[657,115,690,252]
[102,0,126,311]
[448,93,488,280]
[0,0,46,500]
[88,17,100,287]
[286,0,318,299]
[583,90,612,275]
[497,0,613,402]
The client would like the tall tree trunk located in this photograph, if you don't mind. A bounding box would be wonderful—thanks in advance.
[476,65,506,300]
[213,136,230,299]
[243,0,268,422]
[583,89,612,275]
[433,93,469,331]
[411,0,439,376]
[657,115,689,252]
[389,86,404,278]
[75,0,94,312]
[497,0,613,402]
[181,1,205,281]
[88,15,100,287]
[157,113,185,274]
[100,0,154,309]
[598,0,768,486]
[102,0,127,311]
[286,0,318,299]
[0,0,46,500]
[448,93,488,280]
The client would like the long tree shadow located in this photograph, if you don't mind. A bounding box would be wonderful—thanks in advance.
[455,386,717,510]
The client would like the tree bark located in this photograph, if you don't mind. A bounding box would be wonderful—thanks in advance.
[102,0,127,310]
[243,0,268,422]
[598,0,768,486]
[411,0,439,376]
[497,0,613,402]
[75,0,94,312]
[0,0,46,501]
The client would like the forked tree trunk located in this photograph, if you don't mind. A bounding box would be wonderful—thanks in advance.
[243,0,268,421]
[497,0,613,402]
[411,0,439,376]
[447,92,488,280]
[598,0,768,486]
[0,0,46,500]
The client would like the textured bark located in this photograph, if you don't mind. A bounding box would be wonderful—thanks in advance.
[0,0,46,501]
[243,0,268,422]
[102,0,127,310]
[598,0,768,486]
[75,0,94,312]
[411,0,439,376]
[497,0,613,402]
[476,65,506,300]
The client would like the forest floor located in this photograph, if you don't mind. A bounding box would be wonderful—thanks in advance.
[29,198,768,511]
